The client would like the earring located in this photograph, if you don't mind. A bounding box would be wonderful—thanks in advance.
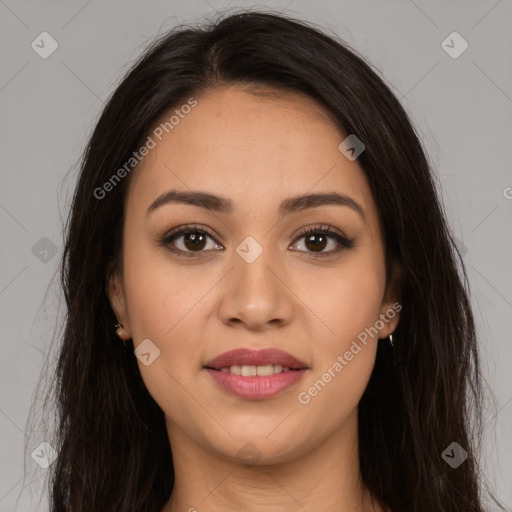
[389,334,394,347]
[115,323,130,343]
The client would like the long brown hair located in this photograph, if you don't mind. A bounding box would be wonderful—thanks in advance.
[26,9,506,512]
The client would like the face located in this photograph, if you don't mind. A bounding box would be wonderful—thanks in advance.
[108,85,400,464]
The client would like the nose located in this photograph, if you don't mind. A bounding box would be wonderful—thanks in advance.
[217,246,294,331]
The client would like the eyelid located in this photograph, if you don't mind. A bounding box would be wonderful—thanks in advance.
[293,224,349,243]
[161,223,221,242]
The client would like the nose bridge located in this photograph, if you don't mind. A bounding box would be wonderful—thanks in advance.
[234,235,280,300]
[218,234,293,329]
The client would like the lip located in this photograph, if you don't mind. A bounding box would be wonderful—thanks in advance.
[204,348,309,400]
[204,348,308,370]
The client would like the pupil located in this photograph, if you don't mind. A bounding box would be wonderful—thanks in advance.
[305,234,326,252]
[185,232,206,251]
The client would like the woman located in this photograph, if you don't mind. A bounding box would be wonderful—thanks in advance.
[31,9,505,512]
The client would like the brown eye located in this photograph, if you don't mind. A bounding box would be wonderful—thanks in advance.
[304,232,329,252]
[159,225,223,255]
[181,231,208,251]
[290,226,355,257]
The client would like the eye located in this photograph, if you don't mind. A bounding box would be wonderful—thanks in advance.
[290,225,355,257]
[158,224,222,256]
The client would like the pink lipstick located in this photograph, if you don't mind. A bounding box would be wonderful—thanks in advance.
[204,348,308,400]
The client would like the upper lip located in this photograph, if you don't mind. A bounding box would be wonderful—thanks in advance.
[204,348,308,370]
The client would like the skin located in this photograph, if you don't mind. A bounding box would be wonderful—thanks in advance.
[108,85,400,512]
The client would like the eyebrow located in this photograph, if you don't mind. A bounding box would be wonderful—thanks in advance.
[146,189,366,223]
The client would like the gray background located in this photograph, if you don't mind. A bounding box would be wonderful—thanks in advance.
[0,0,511,510]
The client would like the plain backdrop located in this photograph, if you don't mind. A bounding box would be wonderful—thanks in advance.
[0,1,511,510]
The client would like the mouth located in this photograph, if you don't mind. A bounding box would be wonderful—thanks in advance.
[203,348,309,400]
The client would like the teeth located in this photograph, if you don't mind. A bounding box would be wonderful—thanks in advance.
[218,364,292,375]
[256,364,273,376]
[230,365,242,375]
[242,365,257,377]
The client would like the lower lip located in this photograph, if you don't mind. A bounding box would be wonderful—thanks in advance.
[205,368,307,400]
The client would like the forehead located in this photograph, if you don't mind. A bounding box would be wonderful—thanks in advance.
[126,86,378,228]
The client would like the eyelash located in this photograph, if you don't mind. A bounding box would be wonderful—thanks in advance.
[157,223,355,258]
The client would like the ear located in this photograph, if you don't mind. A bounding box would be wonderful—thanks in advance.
[377,260,402,339]
[106,265,131,336]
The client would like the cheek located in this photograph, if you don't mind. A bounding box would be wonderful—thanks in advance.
[121,242,212,405]
[122,234,206,341]
[293,253,384,409]
[295,343,376,443]
[122,252,207,424]
[297,256,385,346]
[295,269,382,421]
